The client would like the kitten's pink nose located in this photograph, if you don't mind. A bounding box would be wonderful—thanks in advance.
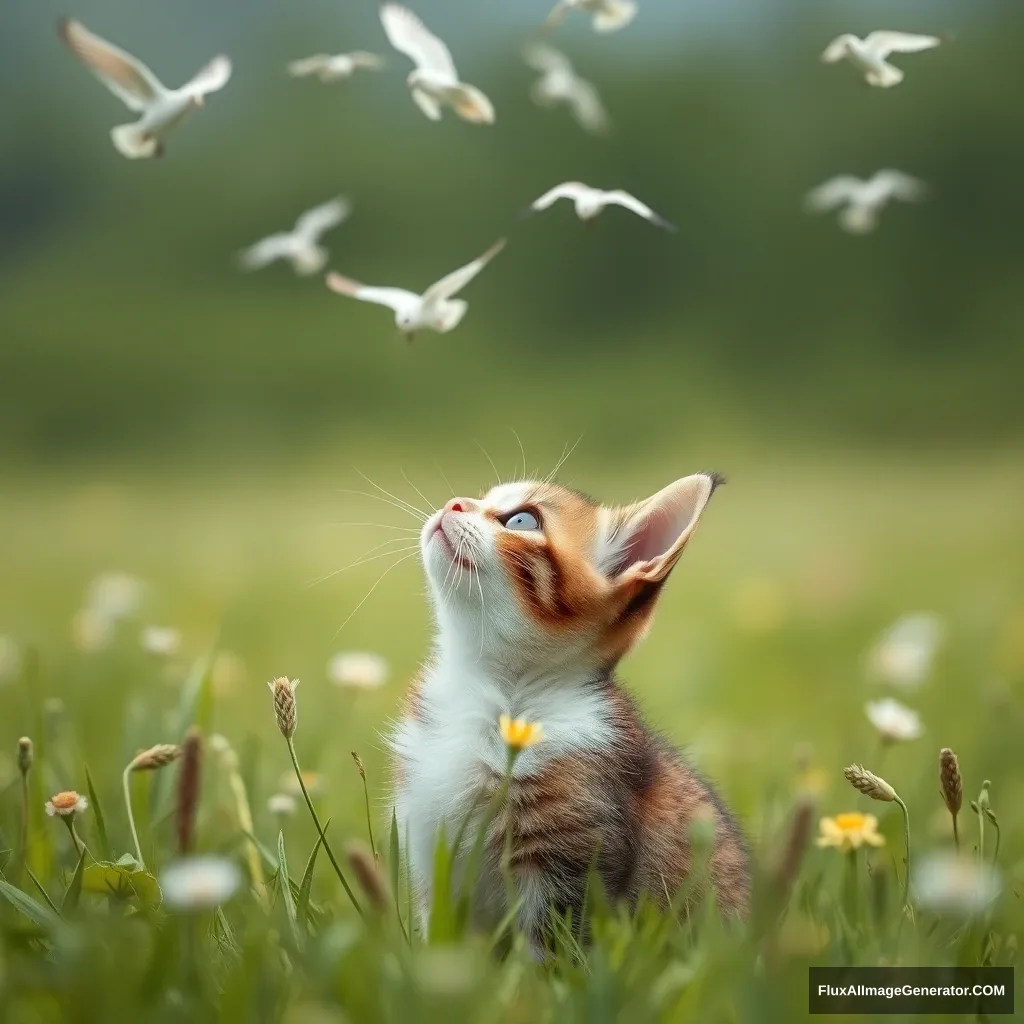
[445,498,470,514]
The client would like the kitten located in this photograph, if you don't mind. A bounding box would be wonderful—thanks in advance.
[390,471,750,949]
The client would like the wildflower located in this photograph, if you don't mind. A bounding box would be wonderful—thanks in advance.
[939,747,963,848]
[140,626,181,657]
[498,714,544,751]
[268,793,297,817]
[869,612,942,687]
[865,697,924,743]
[346,841,389,910]
[72,607,114,653]
[45,790,88,817]
[86,572,144,621]
[816,812,885,852]
[843,764,896,802]
[269,676,298,740]
[128,744,181,772]
[913,852,1001,917]
[17,737,33,775]
[160,856,242,911]
[328,651,389,690]
[0,636,21,682]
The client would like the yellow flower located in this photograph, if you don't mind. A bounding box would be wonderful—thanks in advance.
[498,714,544,751]
[816,812,885,851]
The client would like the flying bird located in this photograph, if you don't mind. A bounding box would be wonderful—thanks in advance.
[528,183,675,230]
[379,3,494,123]
[325,240,505,340]
[57,17,231,158]
[820,31,943,87]
[542,0,637,34]
[523,44,608,135]
[805,171,926,233]
[238,198,351,275]
[287,52,386,83]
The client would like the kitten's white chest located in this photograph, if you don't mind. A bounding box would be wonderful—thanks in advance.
[389,654,614,927]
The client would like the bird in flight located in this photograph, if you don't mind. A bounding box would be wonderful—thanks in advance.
[57,17,231,158]
[805,171,927,233]
[820,31,943,88]
[238,198,351,276]
[528,183,675,231]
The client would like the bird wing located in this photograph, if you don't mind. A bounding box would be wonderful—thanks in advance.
[522,43,573,75]
[326,274,421,314]
[804,176,864,211]
[873,170,927,201]
[288,55,331,77]
[350,51,387,70]
[604,191,676,230]
[295,198,350,240]
[185,55,232,97]
[567,77,609,133]
[238,235,292,270]
[865,31,942,58]
[422,240,505,304]
[379,4,457,78]
[57,18,164,110]
[820,34,855,63]
[531,182,588,211]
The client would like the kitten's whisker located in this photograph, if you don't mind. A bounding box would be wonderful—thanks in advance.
[433,460,456,496]
[475,441,503,487]
[353,468,430,519]
[333,551,418,638]
[509,426,528,482]
[545,433,584,484]
[308,541,420,587]
[336,489,426,523]
[400,468,438,514]
[328,522,420,533]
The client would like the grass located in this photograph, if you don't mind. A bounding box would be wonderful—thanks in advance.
[0,451,1022,1021]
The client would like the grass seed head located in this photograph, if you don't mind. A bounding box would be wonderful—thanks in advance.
[346,840,389,911]
[351,751,366,781]
[176,727,203,855]
[17,736,33,775]
[843,764,896,803]
[129,743,182,772]
[269,676,298,740]
[939,748,962,817]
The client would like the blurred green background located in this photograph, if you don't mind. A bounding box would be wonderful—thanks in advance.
[2,0,1023,888]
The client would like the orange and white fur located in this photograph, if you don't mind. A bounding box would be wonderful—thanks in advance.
[390,472,750,949]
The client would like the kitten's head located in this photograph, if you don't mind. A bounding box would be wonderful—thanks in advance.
[421,472,723,672]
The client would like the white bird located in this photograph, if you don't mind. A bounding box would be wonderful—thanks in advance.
[239,198,350,275]
[805,171,926,234]
[523,44,608,135]
[543,0,637,34]
[528,183,675,230]
[287,52,386,83]
[325,240,505,340]
[379,4,494,124]
[821,31,943,88]
[57,18,231,158]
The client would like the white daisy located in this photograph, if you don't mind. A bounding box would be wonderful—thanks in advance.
[327,651,389,689]
[869,613,943,686]
[914,852,1001,917]
[45,791,89,817]
[268,793,297,816]
[140,626,181,657]
[160,856,242,911]
[865,697,924,743]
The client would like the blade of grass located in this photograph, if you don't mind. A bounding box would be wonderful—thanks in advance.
[297,818,328,925]
[83,764,111,862]
[0,878,63,931]
[61,849,87,913]
[276,830,303,951]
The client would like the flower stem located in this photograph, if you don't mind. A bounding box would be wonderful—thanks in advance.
[123,765,145,868]
[358,767,377,864]
[18,772,29,881]
[951,813,959,853]
[894,794,911,909]
[62,815,87,859]
[286,737,362,917]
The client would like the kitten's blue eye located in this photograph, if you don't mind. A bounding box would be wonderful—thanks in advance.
[502,510,540,531]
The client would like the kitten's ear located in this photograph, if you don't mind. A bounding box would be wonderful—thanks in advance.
[606,473,722,584]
